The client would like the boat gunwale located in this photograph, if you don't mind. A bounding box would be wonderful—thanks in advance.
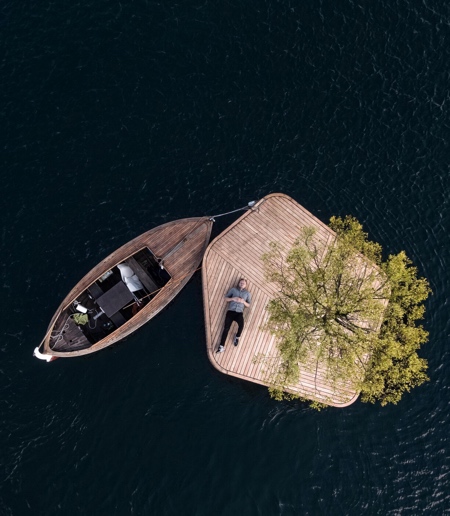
[42,216,213,357]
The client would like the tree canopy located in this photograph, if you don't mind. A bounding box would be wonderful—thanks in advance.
[261,216,431,407]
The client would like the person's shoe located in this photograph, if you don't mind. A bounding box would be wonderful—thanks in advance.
[233,336,240,346]
[217,345,225,353]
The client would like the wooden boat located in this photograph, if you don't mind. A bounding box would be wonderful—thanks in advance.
[35,217,213,360]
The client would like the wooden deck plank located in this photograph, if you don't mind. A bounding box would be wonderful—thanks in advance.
[237,286,269,374]
[246,306,273,378]
[219,216,302,267]
[209,264,235,343]
[271,195,333,235]
[202,193,361,407]
[256,197,328,242]
[207,257,228,306]
[205,258,226,340]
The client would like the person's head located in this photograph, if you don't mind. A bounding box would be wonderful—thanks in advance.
[238,278,247,289]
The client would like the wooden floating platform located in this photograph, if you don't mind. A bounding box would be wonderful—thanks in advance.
[202,193,359,407]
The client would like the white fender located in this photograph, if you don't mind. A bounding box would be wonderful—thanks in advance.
[33,347,53,362]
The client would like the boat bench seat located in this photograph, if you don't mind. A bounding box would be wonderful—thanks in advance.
[126,257,159,293]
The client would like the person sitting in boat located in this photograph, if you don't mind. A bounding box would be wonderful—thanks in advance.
[117,263,146,303]
[217,278,251,353]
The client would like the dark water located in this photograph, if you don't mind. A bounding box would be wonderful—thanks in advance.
[2,1,449,514]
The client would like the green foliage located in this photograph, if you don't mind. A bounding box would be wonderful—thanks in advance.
[261,216,431,409]
[360,251,431,405]
[266,385,327,410]
[329,215,383,265]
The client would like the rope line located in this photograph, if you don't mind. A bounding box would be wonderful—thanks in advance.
[209,200,256,220]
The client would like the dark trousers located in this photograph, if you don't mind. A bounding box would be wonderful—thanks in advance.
[219,310,244,347]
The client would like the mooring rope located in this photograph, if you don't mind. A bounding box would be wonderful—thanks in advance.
[209,200,256,221]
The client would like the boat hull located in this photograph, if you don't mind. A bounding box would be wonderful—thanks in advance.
[40,217,213,357]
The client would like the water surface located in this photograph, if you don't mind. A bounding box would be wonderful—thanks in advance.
[1,1,449,514]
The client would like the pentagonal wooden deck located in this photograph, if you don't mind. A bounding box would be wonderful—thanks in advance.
[202,193,360,407]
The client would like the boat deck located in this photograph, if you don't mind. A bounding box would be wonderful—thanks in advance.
[202,193,360,407]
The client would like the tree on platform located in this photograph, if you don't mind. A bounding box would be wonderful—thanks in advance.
[261,216,430,407]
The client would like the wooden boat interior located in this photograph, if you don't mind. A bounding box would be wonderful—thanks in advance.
[50,247,171,352]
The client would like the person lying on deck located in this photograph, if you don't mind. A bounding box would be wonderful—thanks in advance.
[216,278,251,353]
